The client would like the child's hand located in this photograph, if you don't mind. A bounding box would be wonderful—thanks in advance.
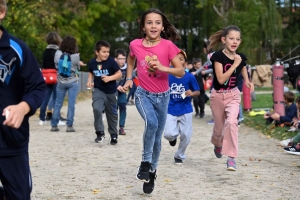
[245,81,254,92]
[185,90,193,97]
[86,80,93,88]
[117,85,125,92]
[233,54,242,67]
[120,80,133,92]
[3,102,30,129]
[148,57,166,72]
[101,75,111,83]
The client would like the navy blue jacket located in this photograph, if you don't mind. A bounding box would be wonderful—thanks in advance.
[279,102,297,123]
[0,26,46,156]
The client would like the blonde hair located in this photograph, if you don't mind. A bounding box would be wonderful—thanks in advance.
[0,0,6,12]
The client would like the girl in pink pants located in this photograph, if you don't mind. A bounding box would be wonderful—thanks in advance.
[207,25,254,171]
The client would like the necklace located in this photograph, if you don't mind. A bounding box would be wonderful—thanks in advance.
[223,49,235,56]
[145,37,161,46]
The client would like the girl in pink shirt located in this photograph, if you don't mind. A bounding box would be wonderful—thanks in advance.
[121,8,184,194]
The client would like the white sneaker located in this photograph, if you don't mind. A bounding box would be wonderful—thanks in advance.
[280,138,292,147]
[287,127,297,132]
[57,120,66,126]
[39,120,46,126]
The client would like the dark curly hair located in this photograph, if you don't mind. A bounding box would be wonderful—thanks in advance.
[60,36,78,54]
[139,8,181,42]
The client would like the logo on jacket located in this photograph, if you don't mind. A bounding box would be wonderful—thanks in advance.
[0,57,17,84]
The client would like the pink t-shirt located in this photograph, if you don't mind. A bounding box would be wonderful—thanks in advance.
[129,38,180,93]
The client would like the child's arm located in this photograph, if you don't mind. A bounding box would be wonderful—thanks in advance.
[120,54,135,92]
[185,89,200,97]
[150,55,184,77]
[241,66,254,91]
[102,70,122,83]
[214,54,242,85]
[86,72,94,88]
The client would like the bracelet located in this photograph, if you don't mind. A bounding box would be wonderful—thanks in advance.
[126,78,133,80]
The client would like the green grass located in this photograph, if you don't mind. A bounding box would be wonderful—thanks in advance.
[242,94,273,109]
[241,93,295,140]
[243,115,295,140]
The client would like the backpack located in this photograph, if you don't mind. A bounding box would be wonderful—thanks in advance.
[58,53,72,77]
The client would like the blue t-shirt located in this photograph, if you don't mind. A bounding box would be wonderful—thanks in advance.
[88,57,120,94]
[168,72,200,116]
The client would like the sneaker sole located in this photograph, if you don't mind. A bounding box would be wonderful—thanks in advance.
[95,140,104,143]
[136,175,149,183]
[284,150,300,155]
[174,162,183,165]
[227,167,236,171]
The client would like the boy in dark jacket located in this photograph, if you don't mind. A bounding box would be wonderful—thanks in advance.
[189,58,206,118]
[264,91,297,125]
[0,1,47,199]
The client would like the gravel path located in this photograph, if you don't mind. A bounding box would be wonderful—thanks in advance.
[29,98,300,199]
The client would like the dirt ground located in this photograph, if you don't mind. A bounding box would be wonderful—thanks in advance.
[29,98,300,200]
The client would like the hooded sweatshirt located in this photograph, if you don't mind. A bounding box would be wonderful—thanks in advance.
[0,26,46,156]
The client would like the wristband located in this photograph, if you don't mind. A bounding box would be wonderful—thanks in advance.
[126,78,133,80]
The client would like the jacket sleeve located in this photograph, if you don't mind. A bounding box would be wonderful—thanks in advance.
[280,104,297,123]
[21,45,47,116]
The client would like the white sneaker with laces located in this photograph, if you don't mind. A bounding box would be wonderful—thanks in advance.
[57,120,66,126]
[280,138,292,147]
[39,120,46,126]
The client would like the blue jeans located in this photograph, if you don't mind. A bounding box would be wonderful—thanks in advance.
[47,92,55,111]
[51,81,79,127]
[39,84,57,121]
[134,86,170,170]
[118,92,127,128]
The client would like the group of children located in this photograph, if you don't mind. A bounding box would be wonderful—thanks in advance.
[0,1,255,197]
[267,91,300,155]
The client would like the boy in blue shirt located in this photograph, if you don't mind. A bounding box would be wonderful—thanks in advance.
[87,40,122,145]
[164,50,200,164]
[0,1,46,198]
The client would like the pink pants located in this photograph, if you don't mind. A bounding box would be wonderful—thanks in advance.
[210,87,240,158]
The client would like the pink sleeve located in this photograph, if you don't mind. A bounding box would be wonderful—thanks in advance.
[168,41,180,61]
[129,41,136,57]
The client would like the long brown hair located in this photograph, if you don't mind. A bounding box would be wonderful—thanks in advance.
[139,8,181,42]
[208,25,241,51]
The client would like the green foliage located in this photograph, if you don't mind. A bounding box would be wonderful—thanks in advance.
[2,0,299,68]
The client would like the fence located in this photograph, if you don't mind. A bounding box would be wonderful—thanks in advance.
[78,72,89,92]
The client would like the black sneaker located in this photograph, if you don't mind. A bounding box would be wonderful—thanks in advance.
[136,161,151,182]
[200,112,205,118]
[110,134,118,145]
[174,157,183,165]
[95,131,105,143]
[59,115,67,121]
[143,170,157,194]
[194,113,199,117]
[45,112,52,121]
[284,144,300,155]
[169,139,177,146]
